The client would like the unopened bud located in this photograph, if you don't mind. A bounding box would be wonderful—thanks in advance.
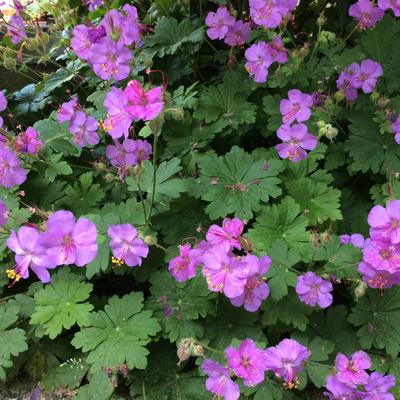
[370,91,379,103]
[24,38,38,51]
[94,161,107,172]
[170,107,184,121]
[104,173,115,183]
[317,14,327,27]
[320,231,332,244]
[143,235,156,245]
[3,58,16,71]
[190,343,204,357]
[334,90,345,102]
[177,338,193,365]
[354,281,367,299]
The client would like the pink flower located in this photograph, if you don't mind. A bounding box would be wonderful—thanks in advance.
[224,21,251,46]
[168,243,201,282]
[124,80,164,121]
[358,261,400,289]
[90,38,132,81]
[71,25,94,60]
[202,247,253,298]
[225,339,268,387]
[0,91,7,112]
[230,255,271,312]
[106,138,139,168]
[335,351,371,387]
[14,127,43,154]
[391,114,400,144]
[0,147,27,188]
[349,59,383,94]
[69,111,100,147]
[108,224,149,267]
[264,339,310,384]
[267,36,288,64]
[349,0,385,30]
[40,210,98,267]
[201,359,240,400]
[323,375,359,400]
[340,233,365,249]
[295,271,333,308]
[205,7,235,40]
[368,201,400,244]
[7,15,27,44]
[362,239,400,273]
[249,0,296,29]
[83,0,103,11]
[245,41,273,83]
[0,200,8,226]
[103,87,133,139]
[363,372,396,400]
[378,0,400,16]
[336,69,359,101]
[280,89,313,124]
[6,226,56,283]
[58,97,79,124]
[206,217,244,252]
[275,123,318,162]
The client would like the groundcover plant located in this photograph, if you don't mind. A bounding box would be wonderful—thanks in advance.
[1,0,400,398]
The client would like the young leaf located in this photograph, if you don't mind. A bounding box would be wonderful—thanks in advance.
[30,269,94,339]
[71,292,160,371]
[192,146,283,219]
[44,153,73,183]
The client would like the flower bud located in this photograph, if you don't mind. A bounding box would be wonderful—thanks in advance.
[320,231,332,244]
[24,38,38,51]
[94,161,107,172]
[354,281,367,299]
[104,173,115,183]
[334,90,345,102]
[317,14,327,27]
[3,58,16,71]
[177,338,193,365]
[143,235,156,245]
[170,107,184,121]
[190,343,204,357]
[370,91,379,103]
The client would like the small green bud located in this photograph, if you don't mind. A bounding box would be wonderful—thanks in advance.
[334,90,345,102]
[143,235,156,246]
[317,14,327,27]
[3,58,16,71]
[94,162,107,172]
[354,281,367,299]
[370,91,380,103]
[104,173,115,183]
[170,107,184,121]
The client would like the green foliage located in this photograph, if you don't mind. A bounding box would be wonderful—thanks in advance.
[30,269,94,339]
[71,292,160,371]
[192,146,283,219]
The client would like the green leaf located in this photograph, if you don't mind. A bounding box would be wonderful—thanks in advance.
[30,269,94,339]
[44,153,73,182]
[248,197,310,252]
[130,342,209,400]
[62,172,105,214]
[263,95,282,133]
[287,178,342,224]
[345,111,400,174]
[262,290,312,331]
[0,303,28,380]
[12,83,48,115]
[145,17,204,57]
[74,370,114,400]
[349,287,400,357]
[33,118,81,156]
[192,146,283,219]
[265,240,300,301]
[253,379,284,400]
[306,337,335,387]
[71,292,161,371]
[194,77,257,130]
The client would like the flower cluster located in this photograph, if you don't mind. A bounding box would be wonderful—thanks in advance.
[103,80,164,139]
[323,350,395,399]
[336,59,383,101]
[13,127,43,155]
[358,199,400,289]
[349,0,400,30]
[71,5,141,81]
[58,97,99,147]
[168,217,271,312]
[205,6,251,46]
[275,89,317,162]
[249,0,298,29]
[202,338,310,400]
[245,37,288,83]
[6,210,98,283]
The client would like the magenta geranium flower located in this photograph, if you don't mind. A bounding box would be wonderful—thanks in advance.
[14,127,43,155]
[201,359,240,400]
[230,255,271,312]
[340,233,365,249]
[100,9,139,46]
[58,97,79,124]
[225,339,268,387]
[206,217,244,252]
[363,372,396,400]
[83,0,103,11]
[108,224,149,267]
[7,15,27,44]
[245,41,273,83]
[349,0,384,30]
[124,80,164,121]
[90,38,132,81]
[378,0,400,16]
[275,123,318,162]
[391,114,400,144]
[6,226,56,283]
[0,200,8,226]
[368,201,400,244]
[350,59,383,94]
[224,21,251,46]
[71,25,94,60]
[249,0,295,29]
[205,7,235,40]
[337,69,359,101]
[168,243,202,282]
[358,261,400,289]
[69,111,100,147]
[0,91,7,112]
[103,87,133,139]
[106,138,137,167]
[0,147,27,188]
[264,339,310,384]
[202,247,253,298]
[335,351,371,387]
[267,36,288,64]
[362,239,400,273]
[323,375,359,400]
[280,89,313,124]
[296,272,333,308]
[40,210,98,267]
